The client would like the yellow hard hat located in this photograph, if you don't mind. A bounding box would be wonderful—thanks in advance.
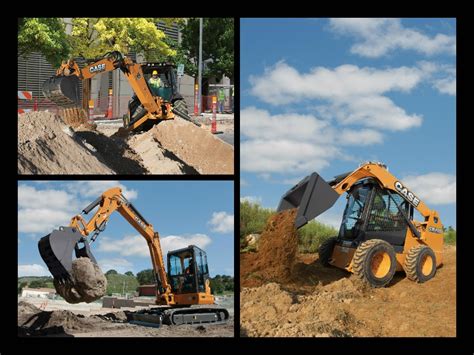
[152,70,158,75]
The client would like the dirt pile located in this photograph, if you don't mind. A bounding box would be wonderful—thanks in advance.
[18,301,42,315]
[126,129,196,174]
[240,209,298,287]
[60,108,97,130]
[240,246,456,337]
[54,258,107,304]
[151,117,234,174]
[18,112,113,174]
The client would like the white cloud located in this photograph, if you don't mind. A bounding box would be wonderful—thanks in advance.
[240,179,248,187]
[208,212,234,233]
[18,185,78,234]
[337,129,383,146]
[18,264,50,277]
[97,235,149,257]
[329,18,456,57]
[97,234,212,260]
[65,181,138,200]
[241,107,344,174]
[250,61,423,105]
[418,61,456,96]
[248,62,424,132]
[402,173,456,205]
[98,258,133,274]
[240,196,262,204]
[160,234,212,257]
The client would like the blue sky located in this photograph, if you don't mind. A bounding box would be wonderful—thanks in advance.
[241,18,456,229]
[18,181,234,277]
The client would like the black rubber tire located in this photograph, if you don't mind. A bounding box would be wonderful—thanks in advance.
[404,245,437,283]
[172,99,190,119]
[318,237,338,266]
[352,239,397,288]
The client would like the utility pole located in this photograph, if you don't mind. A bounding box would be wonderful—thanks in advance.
[198,18,203,115]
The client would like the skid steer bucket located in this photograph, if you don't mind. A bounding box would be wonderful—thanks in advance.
[38,226,97,284]
[277,172,340,229]
[42,75,81,108]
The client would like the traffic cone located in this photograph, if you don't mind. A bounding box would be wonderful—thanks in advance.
[106,89,113,118]
[211,96,217,134]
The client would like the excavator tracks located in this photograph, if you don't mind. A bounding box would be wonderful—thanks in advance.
[128,306,230,327]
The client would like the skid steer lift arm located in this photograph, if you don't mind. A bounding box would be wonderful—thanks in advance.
[42,51,174,131]
[278,162,440,230]
[39,187,173,305]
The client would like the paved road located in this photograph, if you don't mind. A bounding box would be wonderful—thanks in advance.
[219,132,234,146]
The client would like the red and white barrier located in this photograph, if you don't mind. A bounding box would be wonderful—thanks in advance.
[18,91,33,114]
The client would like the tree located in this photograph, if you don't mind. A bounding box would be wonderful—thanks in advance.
[105,269,118,276]
[18,18,71,67]
[178,18,234,82]
[18,281,28,295]
[125,271,134,277]
[136,269,156,285]
[69,18,177,60]
[29,280,46,288]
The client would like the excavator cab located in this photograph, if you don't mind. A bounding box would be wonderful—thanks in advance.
[167,245,211,295]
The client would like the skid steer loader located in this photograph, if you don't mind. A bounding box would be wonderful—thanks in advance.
[278,162,444,287]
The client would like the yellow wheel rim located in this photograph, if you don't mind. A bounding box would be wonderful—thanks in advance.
[421,254,434,276]
[371,251,391,278]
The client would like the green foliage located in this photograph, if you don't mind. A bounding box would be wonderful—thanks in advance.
[105,269,118,275]
[444,226,456,245]
[125,271,134,277]
[18,18,71,67]
[105,273,139,296]
[240,201,338,253]
[178,18,234,80]
[29,280,47,288]
[70,18,176,60]
[209,274,233,295]
[18,282,28,294]
[298,220,338,253]
[240,201,274,243]
[136,269,156,285]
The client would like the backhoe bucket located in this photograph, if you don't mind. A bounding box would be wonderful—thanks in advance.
[277,173,340,229]
[42,76,81,108]
[38,226,97,284]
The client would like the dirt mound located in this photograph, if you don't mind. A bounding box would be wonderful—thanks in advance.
[240,209,298,287]
[60,108,97,130]
[75,129,148,174]
[18,301,42,315]
[151,117,234,174]
[19,309,92,336]
[126,129,197,174]
[54,258,107,303]
[240,246,456,337]
[18,112,113,174]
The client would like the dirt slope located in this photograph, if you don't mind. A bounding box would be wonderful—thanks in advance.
[240,246,456,337]
[18,112,113,174]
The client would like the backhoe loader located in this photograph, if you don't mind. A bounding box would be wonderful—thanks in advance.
[42,51,197,132]
[38,187,229,325]
[278,162,444,287]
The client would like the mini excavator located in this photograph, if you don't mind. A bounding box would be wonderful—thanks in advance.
[278,162,444,287]
[38,187,229,325]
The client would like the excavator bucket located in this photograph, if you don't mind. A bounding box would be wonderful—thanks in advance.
[277,172,340,229]
[38,226,97,284]
[42,75,81,108]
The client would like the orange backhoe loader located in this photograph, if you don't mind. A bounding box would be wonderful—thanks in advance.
[38,187,229,325]
[42,51,197,132]
[278,162,444,287]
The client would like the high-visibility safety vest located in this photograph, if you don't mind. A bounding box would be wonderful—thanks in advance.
[218,89,225,100]
[149,77,162,89]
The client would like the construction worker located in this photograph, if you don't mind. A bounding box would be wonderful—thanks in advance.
[231,85,234,113]
[218,87,225,113]
[148,70,162,96]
